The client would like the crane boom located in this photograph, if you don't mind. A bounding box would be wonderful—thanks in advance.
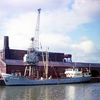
[34,8,41,50]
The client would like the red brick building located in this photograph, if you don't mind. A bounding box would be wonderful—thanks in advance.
[0,36,100,78]
[0,36,72,78]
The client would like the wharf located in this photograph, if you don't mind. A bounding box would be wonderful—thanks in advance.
[0,78,5,86]
[91,77,100,83]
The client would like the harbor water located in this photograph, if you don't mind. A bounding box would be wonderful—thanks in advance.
[0,83,100,100]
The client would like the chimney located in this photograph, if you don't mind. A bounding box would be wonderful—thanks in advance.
[2,36,10,59]
[3,36,9,50]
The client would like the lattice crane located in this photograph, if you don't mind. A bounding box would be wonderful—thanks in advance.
[24,8,41,65]
[34,8,41,50]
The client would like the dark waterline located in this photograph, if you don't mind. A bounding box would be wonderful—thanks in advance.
[0,83,100,100]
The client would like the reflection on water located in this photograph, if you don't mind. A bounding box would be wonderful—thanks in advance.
[0,83,100,100]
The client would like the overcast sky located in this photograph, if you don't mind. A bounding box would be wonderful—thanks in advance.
[0,0,100,63]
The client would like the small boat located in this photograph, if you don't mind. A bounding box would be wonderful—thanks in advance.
[1,68,91,86]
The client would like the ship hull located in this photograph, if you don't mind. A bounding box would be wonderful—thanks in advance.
[1,73,91,86]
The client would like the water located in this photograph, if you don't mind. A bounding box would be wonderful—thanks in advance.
[0,83,100,100]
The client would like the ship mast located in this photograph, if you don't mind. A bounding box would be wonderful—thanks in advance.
[45,48,49,79]
[40,44,46,74]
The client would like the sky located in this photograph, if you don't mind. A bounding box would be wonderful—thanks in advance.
[0,0,100,63]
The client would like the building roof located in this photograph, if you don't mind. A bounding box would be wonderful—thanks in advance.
[2,59,71,67]
[2,59,69,67]
[2,59,100,68]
